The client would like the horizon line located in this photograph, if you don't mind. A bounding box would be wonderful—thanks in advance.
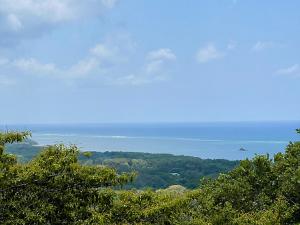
[1,120,300,126]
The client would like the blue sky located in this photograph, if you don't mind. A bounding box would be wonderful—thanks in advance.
[0,0,299,124]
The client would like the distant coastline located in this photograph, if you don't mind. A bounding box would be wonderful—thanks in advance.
[2,121,300,160]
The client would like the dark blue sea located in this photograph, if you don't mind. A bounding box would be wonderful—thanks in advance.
[2,121,300,160]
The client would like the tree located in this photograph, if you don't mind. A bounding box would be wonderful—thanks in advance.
[0,130,299,224]
[0,132,135,225]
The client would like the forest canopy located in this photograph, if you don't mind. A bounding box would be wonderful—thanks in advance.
[6,141,238,189]
[0,130,299,224]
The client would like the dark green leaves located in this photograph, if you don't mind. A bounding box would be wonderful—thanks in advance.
[1,131,299,224]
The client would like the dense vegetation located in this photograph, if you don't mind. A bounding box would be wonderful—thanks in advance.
[5,139,41,162]
[6,141,238,189]
[1,130,299,224]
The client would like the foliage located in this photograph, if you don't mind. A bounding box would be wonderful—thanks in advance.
[79,151,238,189]
[0,133,135,225]
[7,142,238,189]
[0,130,299,224]
[5,138,41,162]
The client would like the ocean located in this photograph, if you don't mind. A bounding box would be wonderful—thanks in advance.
[2,121,300,160]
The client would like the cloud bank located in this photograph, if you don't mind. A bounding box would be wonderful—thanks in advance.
[0,33,176,86]
[0,0,118,44]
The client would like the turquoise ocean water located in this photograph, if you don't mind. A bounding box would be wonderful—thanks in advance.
[3,122,300,160]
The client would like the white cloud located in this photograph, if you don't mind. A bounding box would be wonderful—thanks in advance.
[68,58,101,77]
[90,33,136,64]
[1,33,133,79]
[90,43,123,65]
[0,0,118,44]
[276,64,299,77]
[2,56,101,80]
[0,0,117,23]
[196,44,224,63]
[108,48,176,86]
[12,58,58,75]
[113,74,152,86]
[252,41,276,52]
[113,72,168,86]
[6,14,23,31]
[0,33,175,86]
[147,48,176,61]
[0,0,74,22]
[145,48,176,74]
[144,48,176,79]
[90,44,117,59]
[4,54,101,80]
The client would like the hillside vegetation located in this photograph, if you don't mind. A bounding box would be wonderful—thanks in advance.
[6,141,238,189]
[0,130,299,224]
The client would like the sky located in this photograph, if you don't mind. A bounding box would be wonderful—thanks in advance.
[0,0,299,124]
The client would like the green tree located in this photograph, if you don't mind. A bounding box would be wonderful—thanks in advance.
[0,130,299,224]
[0,132,135,225]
